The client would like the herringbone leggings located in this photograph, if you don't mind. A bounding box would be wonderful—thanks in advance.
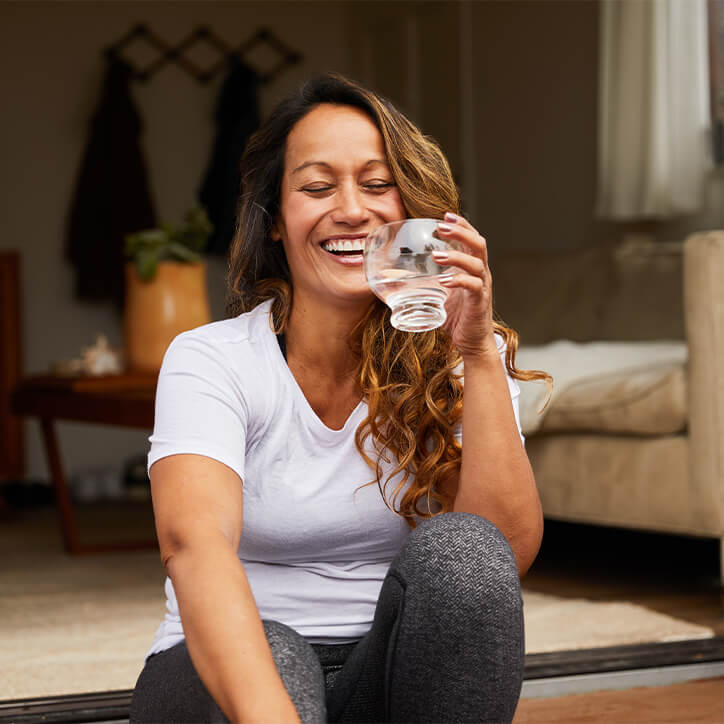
[130,512,525,723]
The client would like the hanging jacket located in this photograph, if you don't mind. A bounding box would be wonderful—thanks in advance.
[199,58,260,255]
[65,56,156,307]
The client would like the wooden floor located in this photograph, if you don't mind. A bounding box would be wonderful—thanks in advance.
[514,676,724,723]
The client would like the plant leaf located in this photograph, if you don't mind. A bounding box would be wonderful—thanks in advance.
[137,229,168,247]
[165,242,201,263]
[125,204,211,270]
[136,248,160,281]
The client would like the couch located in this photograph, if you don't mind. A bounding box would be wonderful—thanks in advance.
[492,231,724,584]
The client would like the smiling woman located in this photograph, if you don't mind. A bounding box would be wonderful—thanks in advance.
[129,73,550,724]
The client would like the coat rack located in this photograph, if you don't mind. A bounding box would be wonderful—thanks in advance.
[105,24,302,84]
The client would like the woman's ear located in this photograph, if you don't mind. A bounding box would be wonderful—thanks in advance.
[270,222,281,242]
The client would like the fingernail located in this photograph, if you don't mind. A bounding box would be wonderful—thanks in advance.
[444,212,459,223]
[437,223,452,233]
[432,250,449,261]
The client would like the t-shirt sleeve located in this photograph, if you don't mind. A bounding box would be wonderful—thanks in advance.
[147,332,248,481]
[453,335,525,446]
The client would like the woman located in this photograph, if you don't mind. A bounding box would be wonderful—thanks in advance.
[130,72,548,724]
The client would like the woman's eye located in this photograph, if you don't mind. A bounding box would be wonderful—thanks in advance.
[302,185,333,194]
[364,182,395,192]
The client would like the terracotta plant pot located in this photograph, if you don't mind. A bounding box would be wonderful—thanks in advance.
[124,261,212,373]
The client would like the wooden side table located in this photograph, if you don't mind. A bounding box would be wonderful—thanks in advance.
[11,373,159,554]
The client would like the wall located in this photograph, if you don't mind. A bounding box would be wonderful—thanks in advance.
[0,1,353,485]
[471,0,604,254]
[344,2,462,177]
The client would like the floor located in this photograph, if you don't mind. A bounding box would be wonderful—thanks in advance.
[514,675,724,723]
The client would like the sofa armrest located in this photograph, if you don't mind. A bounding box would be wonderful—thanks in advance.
[684,231,724,534]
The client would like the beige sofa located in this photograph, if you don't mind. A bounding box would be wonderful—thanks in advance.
[492,231,724,583]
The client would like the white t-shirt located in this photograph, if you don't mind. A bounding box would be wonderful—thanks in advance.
[146,300,522,655]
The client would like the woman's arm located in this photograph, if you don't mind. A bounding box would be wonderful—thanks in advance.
[151,453,300,724]
[435,214,544,576]
[453,353,543,576]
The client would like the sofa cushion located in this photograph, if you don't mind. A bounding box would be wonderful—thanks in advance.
[492,236,684,345]
[597,236,684,341]
[515,341,688,436]
[540,363,686,435]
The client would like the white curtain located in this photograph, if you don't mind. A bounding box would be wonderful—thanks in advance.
[597,0,712,219]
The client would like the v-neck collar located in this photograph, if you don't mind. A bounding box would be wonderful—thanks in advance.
[263,305,366,438]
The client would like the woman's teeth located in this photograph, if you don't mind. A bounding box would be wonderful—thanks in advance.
[322,239,365,254]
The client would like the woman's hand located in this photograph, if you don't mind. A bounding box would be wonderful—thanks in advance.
[433,212,497,362]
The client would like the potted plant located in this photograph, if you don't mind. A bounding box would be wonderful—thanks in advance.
[123,204,213,373]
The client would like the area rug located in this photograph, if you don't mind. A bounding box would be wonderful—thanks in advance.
[0,548,714,700]
[1,548,165,701]
[522,590,713,654]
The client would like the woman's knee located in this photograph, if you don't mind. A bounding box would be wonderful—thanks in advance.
[262,619,323,676]
[130,642,229,723]
[261,620,327,724]
[393,512,521,607]
[130,625,325,724]
[381,514,524,722]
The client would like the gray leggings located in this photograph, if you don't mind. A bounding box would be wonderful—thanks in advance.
[130,512,524,723]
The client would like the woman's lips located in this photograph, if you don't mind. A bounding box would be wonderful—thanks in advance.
[322,247,365,266]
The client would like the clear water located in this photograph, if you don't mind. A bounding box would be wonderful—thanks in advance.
[368,270,455,332]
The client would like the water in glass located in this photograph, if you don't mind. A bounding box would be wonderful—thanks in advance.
[364,219,459,332]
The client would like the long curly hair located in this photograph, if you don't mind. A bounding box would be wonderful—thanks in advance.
[227,73,550,527]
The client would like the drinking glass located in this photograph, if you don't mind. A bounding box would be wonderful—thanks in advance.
[364,218,461,332]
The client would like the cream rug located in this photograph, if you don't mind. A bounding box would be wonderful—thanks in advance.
[522,590,713,654]
[0,550,714,700]
[1,548,165,701]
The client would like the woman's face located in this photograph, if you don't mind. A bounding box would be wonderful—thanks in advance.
[272,103,406,309]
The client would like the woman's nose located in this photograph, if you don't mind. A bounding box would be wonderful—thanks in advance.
[331,186,369,226]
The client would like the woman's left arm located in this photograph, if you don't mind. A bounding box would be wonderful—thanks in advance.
[435,213,543,577]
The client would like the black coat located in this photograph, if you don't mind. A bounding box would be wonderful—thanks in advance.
[65,56,156,306]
